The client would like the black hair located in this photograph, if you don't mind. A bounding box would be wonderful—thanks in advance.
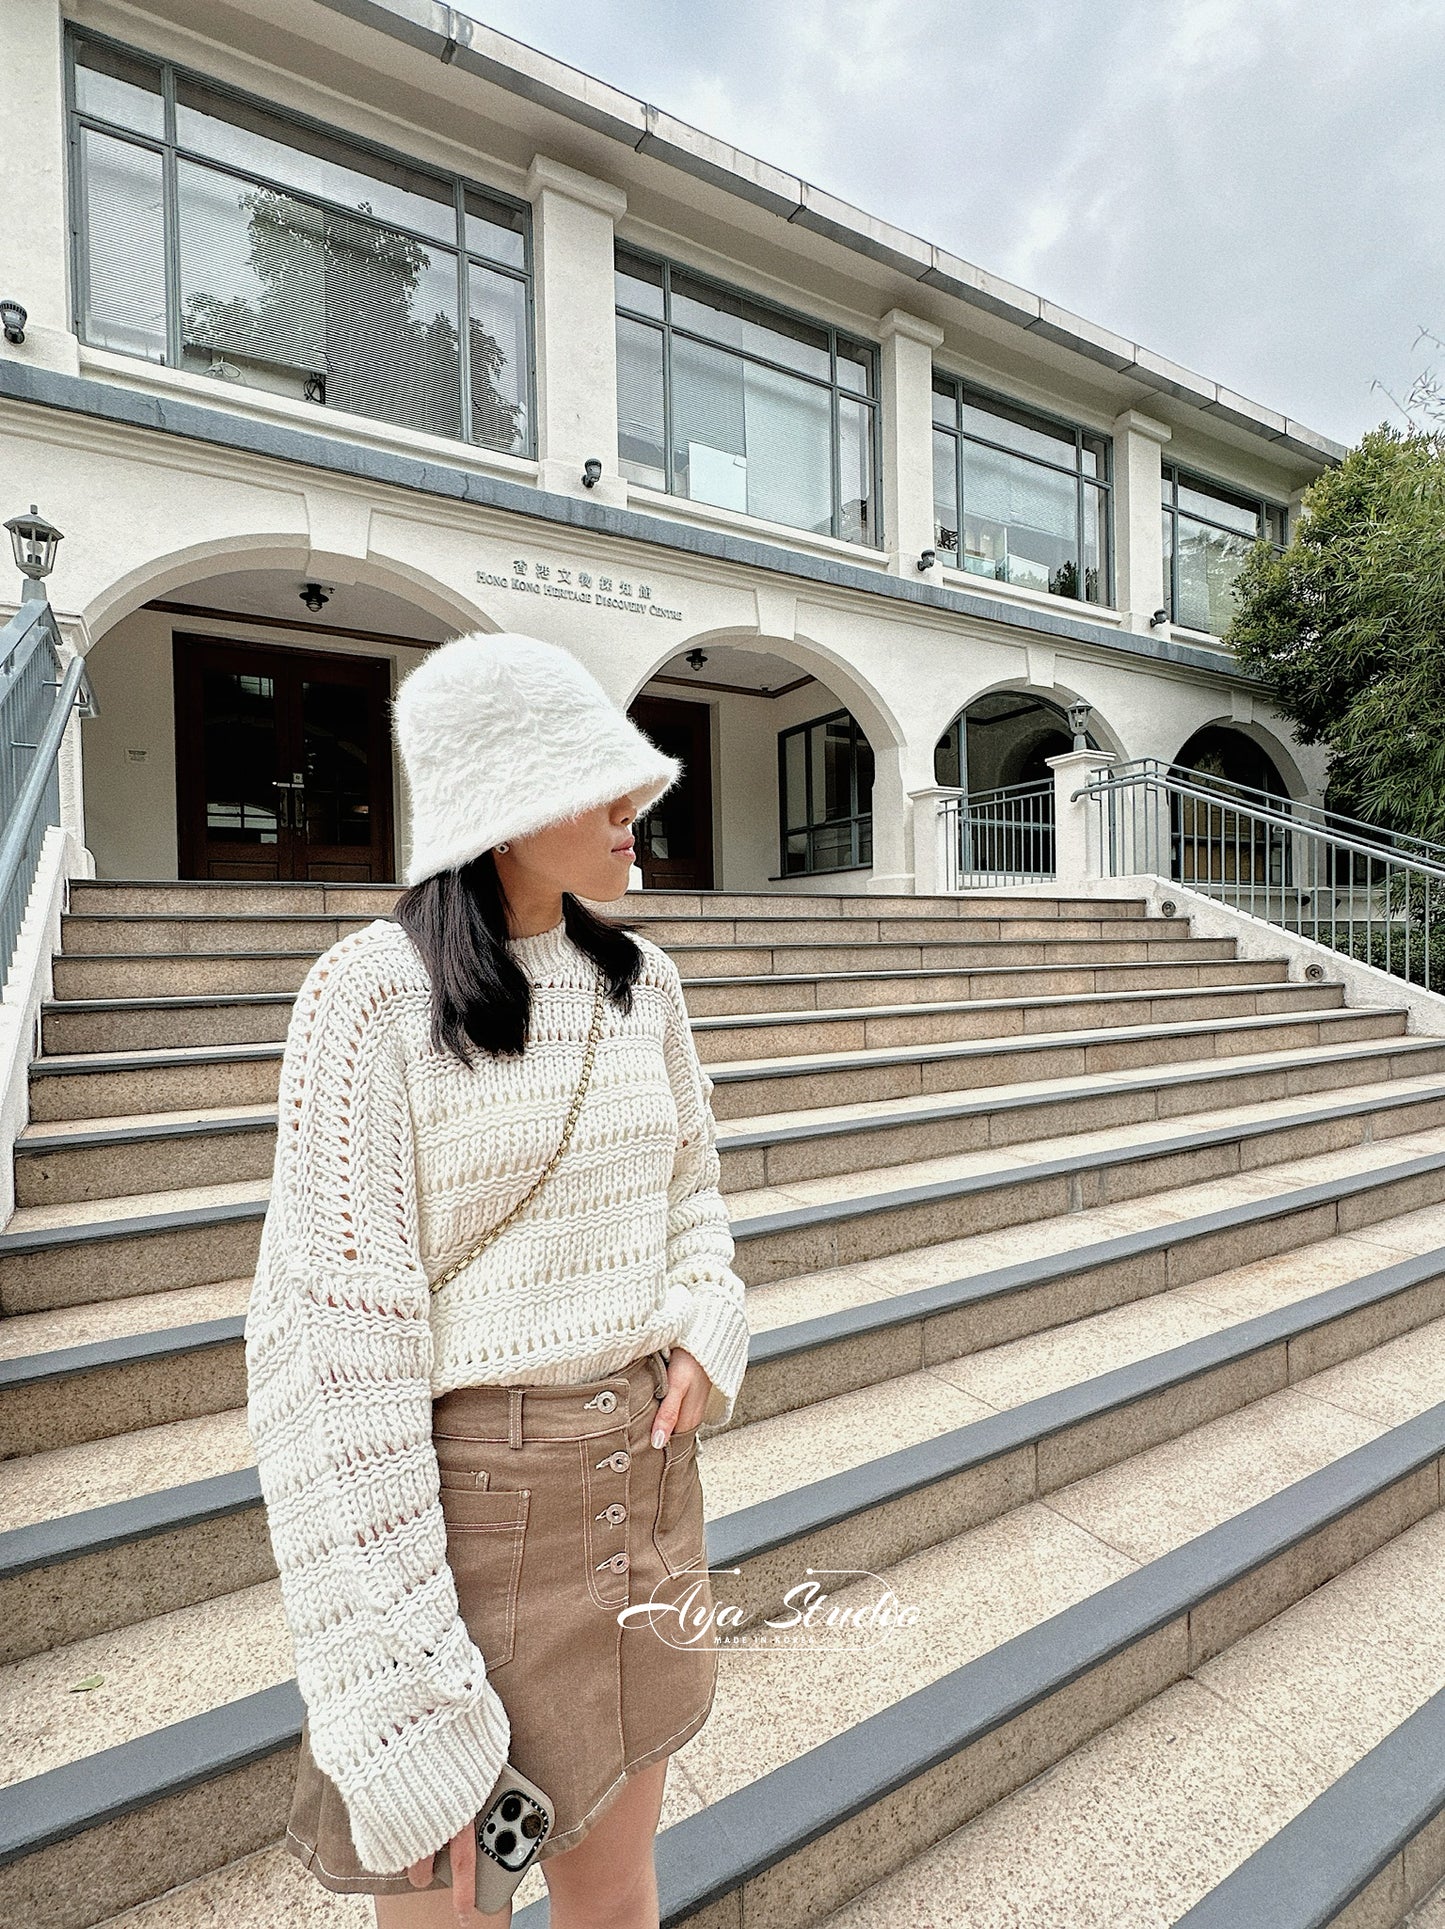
[391,850,645,1067]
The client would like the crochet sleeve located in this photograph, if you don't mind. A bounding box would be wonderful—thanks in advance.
[655,949,751,1429]
[243,935,511,1875]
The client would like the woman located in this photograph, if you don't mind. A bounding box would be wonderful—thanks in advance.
[245,630,751,1929]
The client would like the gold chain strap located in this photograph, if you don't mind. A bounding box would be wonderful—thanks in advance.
[427,962,608,1297]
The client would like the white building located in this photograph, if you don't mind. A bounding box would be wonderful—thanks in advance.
[0,0,1344,898]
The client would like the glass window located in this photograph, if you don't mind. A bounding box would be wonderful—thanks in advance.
[933,376,1111,604]
[78,129,167,361]
[67,28,533,455]
[614,246,880,545]
[1160,465,1287,637]
[175,81,457,244]
[73,39,164,137]
[778,709,874,875]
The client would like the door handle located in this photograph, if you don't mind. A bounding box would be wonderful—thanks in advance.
[271,777,305,831]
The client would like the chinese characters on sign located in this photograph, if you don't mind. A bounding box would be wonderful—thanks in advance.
[475,557,684,620]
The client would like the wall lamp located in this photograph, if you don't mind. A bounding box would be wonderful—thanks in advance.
[916,547,937,572]
[0,300,27,345]
[1149,607,1170,628]
[581,458,603,488]
[300,582,331,613]
[6,503,63,600]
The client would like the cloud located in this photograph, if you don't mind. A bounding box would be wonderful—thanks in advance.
[457,0,1445,443]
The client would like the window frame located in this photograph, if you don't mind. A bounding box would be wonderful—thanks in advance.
[614,242,883,548]
[777,706,874,876]
[63,24,537,456]
[931,373,1114,607]
[1160,461,1288,634]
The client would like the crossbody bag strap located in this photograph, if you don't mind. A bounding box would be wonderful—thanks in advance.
[427,962,607,1297]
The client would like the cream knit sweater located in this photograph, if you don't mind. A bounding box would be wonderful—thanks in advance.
[243,911,750,1874]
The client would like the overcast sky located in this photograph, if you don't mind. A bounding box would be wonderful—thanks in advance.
[458,0,1445,448]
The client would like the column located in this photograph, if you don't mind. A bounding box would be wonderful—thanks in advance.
[906,784,964,895]
[0,0,79,374]
[1111,409,1171,633]
[878,310,945,577]
[526,155,629,506]
[1047,750,1117,891]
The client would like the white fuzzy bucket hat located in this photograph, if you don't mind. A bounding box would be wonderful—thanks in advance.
[392,629,682,886]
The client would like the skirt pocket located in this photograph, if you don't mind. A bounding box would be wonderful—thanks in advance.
[440,1483,530,1673]
[651,1428,705,1577]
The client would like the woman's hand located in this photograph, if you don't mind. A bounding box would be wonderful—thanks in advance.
[406,1814,476,1925]
[652,1346,713,1447]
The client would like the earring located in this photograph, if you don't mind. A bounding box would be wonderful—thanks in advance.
[496,842,510,853]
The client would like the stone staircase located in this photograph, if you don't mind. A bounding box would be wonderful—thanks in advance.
[6,881,1445,1927]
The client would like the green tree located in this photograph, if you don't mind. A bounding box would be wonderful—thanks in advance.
[1225,422,1445,842]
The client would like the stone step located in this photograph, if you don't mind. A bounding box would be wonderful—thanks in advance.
[64,880,1148,922]
[55,908,1188,961]
[39,954,1295,1054]
[14,1257,1445,1928]
[48,932,1247,1000]
[8,1063,1443,1315]
[810,1465,1445,1929]
[8,1153,1445,1659]
[23,1000,1406,1127]
[8,1075,1445,1448]
[43,872,1162,920]
[19,1031,1444,1210]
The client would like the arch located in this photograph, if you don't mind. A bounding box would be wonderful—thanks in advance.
[933,681,1124,793]
[630,623,907,753]
[78,534,493,649]
[1169,721,1303,802]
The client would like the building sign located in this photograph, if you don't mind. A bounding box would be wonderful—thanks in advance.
[475,556,683,620]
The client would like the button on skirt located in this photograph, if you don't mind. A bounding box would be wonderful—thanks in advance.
[284,1348,719,1894]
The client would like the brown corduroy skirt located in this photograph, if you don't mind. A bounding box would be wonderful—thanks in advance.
[284,1348,719,1895]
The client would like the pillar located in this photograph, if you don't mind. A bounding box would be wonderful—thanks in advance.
[525,155,628,506]
[1111,409,1171,634]
[878,310,945,578]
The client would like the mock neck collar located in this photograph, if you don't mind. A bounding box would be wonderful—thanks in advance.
[507,914,575,979]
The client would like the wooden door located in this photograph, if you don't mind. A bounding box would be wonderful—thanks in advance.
[627,695,714,891]
[174,635,395,882]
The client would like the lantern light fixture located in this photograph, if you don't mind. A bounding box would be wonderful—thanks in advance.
[1066,699,1093,752]
[0,300,27,345]
[5,503,63,599]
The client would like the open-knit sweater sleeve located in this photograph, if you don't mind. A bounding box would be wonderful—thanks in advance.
[653,948,751,1429]
[244,936,511,1874]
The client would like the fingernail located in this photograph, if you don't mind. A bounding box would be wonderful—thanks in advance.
[652,1427,666,1450]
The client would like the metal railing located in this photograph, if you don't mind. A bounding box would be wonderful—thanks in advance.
[0,598,96,992]
[1106,758,1445,873]
[940,779,1056,889]
[1075,761,1445,991]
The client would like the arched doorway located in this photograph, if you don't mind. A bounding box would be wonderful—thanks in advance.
[1170,724,1288,801]
[83,567,460,882]
[934,690,1100,795]
[1168,724,1290,887]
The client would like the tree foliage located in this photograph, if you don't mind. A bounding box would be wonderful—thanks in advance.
[1225,423,1445,841]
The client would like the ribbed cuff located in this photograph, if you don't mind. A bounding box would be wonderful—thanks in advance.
[673,1286,751,1429]
[327,1678,513,1875]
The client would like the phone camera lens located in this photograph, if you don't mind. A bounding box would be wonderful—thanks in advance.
[495,1830,517,1856]
[521,1813,543,1838]
[500,1795,523,1821]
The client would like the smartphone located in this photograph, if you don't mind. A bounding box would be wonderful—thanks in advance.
[430,1759,556,1915]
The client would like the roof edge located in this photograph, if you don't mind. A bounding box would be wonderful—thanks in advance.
[306,0,1346,467]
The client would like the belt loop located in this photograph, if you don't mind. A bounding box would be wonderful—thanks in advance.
[508,1387,524,1451]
